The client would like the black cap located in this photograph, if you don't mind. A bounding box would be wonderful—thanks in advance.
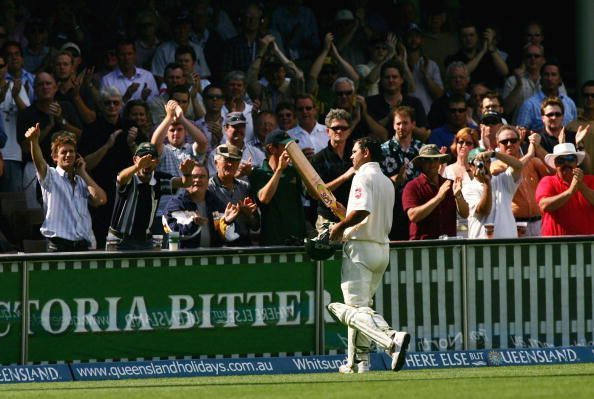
[135,142,158,158]
[480,111,503,126]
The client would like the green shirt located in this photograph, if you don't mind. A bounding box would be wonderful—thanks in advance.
[249,160,306,245]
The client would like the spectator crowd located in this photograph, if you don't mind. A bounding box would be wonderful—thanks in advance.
[1,0,594,252]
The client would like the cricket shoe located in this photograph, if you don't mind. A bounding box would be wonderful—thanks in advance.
[389,331,410,372]
[338,361,370,374]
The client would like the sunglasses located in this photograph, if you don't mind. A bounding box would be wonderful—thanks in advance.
[449,108,466,114]
[525,53,542,59]
[457,140,474,146]
[499,138,519,145]
[330,125,349,132]
[555,155,577,163]
[544,112,563,118]
[335,90,353,97]
[104,100,121,106]
[205,94,224,100]
[297,106,313,111]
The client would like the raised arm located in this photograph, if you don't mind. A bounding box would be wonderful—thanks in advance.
[25,123,48,180]
[151,100,177,155]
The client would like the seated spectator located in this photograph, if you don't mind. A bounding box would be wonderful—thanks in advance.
[25,124,107,251]
[536,143,594,236]
[249,130,306,245]
[107,143,194,250]
[403,144,469,240]
[463,146,523,239]
[208,143,260,246]
[164,163,239,248]
[491,127,552,237]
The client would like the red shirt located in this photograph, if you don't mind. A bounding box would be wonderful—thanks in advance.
[402,174,457,240]
[535,174,594,236]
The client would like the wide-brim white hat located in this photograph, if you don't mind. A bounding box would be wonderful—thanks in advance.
[544,143,585,169]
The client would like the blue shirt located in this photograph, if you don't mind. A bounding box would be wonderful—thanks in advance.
[516,91,577,132]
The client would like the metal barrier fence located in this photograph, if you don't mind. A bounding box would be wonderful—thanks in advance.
[1,237,592,365]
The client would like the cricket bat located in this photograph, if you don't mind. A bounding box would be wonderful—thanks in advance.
[285,141,345,220]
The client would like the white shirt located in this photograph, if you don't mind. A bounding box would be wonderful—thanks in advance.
[463,167,520,239]
[409,57,443,114]
[100,67,159,102]
[291,122,328,155]
[151,40,211,78]
[38,166,96,248]
[0,81,30,161]
[344,162,394,244]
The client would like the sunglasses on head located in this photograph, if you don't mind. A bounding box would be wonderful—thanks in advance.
[499,138,519,145]
[555,155,577,164]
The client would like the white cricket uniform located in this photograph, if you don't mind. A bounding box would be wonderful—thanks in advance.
[342,161,394,307]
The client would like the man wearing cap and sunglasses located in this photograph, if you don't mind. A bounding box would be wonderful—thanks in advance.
[536,143,594,236]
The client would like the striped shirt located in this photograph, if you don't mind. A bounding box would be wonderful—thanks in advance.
[109,172,174,239]
[38,166,96,248]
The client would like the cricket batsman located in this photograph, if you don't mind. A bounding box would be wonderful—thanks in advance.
[328,137,410,373]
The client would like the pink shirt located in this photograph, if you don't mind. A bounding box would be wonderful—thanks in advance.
[535,174,594,236]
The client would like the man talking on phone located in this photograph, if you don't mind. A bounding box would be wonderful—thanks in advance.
[25,123,107,251]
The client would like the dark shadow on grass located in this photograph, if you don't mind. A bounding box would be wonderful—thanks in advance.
[3,372,594,393]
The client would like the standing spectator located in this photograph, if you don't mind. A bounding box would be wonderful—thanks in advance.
[249,130,306,245]
[403,144,468,240]
[133,10,161,71]
[101,40,158,104]
[151,12,211,85]
[534,97,573,155]
[195,84,226,154]
[247,35,304,113]
[516,62,577,132]
[403,23,444,114]
[3,41,35,100]
[149,63,198,125]
[53,51,96,125]
[270,0,319,62]
[0,53,29,192]
[25,124,106,251]
[107,143,194,250]
[208,143,260,246]
[444,22,508,90]
[308,32,359,119]
[250,110,277,153]
[189,1,224,83]
[17,72,82,208]
[294,94,328,155]
[122,100,153,143]
[380,106,423,240]
[428,95,473,150]
[221,70,256,144]
[427,61,471,129]
[566,81,594,174]
[463,146,523,239]
[206,112,264,178]
[311,108,354,234]
[491,127,552,237]
[23,18,50,74]
[502,44,547,122]
[422,5,459,79]
[366,61,427,141]
[221,3,266,76]
[356,34,397,97]
[536,143,594,236]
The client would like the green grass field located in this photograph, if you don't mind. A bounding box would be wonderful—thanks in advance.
[1,364,593,399]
